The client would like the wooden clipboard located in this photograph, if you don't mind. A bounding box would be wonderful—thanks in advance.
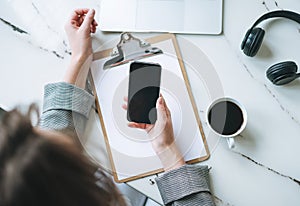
[90,33,210,183]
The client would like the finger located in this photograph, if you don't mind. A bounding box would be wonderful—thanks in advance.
[78,17,84,26]
[74,8,89,15]
[165,105,171,118]
[161,96,171,117]
[69,13,79,22]
[160,95,167,107]
[158,95,170,116]
[123,96,128,102]
[122,103,127,110]
[92,19,98,26]
[156,96,167,123]
[128,122,138,128]
[92,24,97,31]
[70,8,89,21]
[145,124,155,133]
[91,24,97,29]
[91,25,97,33]
[159,96,167,110]
[156,96,165,110]
[81,9,95,31]
[128,122,146,129]
[70,20,78,27]
[90,26,96,33]
[80,14,85,21]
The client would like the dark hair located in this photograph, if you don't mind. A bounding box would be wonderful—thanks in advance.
[0,107,126,206]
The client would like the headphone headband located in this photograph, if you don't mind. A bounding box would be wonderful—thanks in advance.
[250,10,300,30]
[241,10,300,50]
[241,10,300,86]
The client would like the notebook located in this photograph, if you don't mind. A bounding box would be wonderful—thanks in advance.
[99,0,223,34]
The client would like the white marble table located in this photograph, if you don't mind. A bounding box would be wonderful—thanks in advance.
[1,0,300,205]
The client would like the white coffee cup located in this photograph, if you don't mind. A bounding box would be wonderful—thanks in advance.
[206,97,247,149]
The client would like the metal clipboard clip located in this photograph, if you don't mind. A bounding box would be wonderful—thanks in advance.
[103,32,163,70]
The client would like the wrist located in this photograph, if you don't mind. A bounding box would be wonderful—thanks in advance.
[152,142,170,154]
[70,53,91,66]
[151,136,174,154]
[156,144,185,172]
[68,54,93,75]
[63,54,92,88]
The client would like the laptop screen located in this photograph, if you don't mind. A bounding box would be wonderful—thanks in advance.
[99,0,223,34]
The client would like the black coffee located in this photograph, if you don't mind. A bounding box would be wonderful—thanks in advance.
[208,101,244,135]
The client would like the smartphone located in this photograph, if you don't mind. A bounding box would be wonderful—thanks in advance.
[127,61,162,124]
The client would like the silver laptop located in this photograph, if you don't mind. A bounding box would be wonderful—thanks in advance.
[99,0,223,34]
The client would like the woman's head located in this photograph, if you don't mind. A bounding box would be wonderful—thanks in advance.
[0,107,125,206]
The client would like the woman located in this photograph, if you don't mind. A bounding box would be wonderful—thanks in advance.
[0,9,215,206]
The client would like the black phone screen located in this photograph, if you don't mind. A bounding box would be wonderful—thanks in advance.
[127,61,162,124]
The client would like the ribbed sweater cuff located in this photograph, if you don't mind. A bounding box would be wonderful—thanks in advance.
[43,82,94,118]
[155,165,210,205]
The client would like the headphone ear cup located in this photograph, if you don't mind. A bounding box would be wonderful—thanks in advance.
[266,61,298,84]
[241,29,251,50]
[242,28,265,57]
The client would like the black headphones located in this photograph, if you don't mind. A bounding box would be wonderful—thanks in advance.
[241,10,300,85]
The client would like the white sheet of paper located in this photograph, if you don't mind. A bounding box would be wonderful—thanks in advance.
[91,39,207,182]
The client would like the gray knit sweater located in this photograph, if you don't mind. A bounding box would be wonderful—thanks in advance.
[40,82,215,206]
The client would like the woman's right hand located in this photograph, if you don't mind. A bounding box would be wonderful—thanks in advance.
[123,95,185,171]
[63,8,98,88]
[64,8,97,63]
